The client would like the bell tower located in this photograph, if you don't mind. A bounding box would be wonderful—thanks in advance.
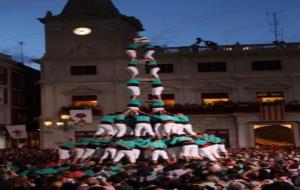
[39,0,144,58]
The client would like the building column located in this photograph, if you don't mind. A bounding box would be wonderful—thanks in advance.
[235,114,258,148]
[293,123,300,147]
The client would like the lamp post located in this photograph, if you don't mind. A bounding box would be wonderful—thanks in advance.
[42,114,72,129]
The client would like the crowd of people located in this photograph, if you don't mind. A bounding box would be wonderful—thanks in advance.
[0,147,299,189]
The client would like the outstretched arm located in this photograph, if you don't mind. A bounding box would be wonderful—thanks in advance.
[138,110,152,116]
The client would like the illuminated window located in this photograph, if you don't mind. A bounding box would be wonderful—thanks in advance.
[256,91,284,103]
[148,94,175,106]
[201,93,229,104]
[72,95,98,107]
[162,94,176,106]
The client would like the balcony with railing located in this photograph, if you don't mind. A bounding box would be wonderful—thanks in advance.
[159,101,300,115]
[153,42,300,56]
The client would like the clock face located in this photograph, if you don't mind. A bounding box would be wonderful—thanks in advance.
[73,27,92,36]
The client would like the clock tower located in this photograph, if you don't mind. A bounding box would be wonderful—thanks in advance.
[39,0,143,58]
[38,0,144,148]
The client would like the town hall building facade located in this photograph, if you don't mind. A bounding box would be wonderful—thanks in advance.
[38,0,300,148]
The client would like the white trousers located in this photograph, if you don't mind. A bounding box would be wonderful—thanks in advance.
[167,147,181,159]
[135,123,155,137]
[58,149,70,160]
[113,150,137,163]
[152,87,164,96]
[144,50,155,60]
[218,144,227,153]
[152,150,169,161]
[101,147,117,160]
[114,123,127,137]
[95,124,116,136]
[210,144,221,159]
[133,148,141,159]
[75,148,85,158]
[175,124,184,135]
[182,144,199,158]
[154,123,163,138]
[126,50,137,59]
[127,86,140,96]
[199,146,217,161]
[152,107,165,113]
[183,124,197,136]
[150,67,160,78]
[127,66,139,78]
[164,123,177,134]
[81,148,96,159]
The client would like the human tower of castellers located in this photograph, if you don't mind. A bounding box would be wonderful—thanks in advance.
[58,36,228,165]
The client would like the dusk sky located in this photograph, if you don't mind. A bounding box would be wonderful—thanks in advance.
[0,0,299,66]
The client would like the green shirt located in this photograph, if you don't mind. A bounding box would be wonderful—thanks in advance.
[195,139,207,145]
[128,60,139,66]
[127,79,140,86]
[146,60,158,66]
[151,100,165,108]
[100,115,115,123]
[151,139,167,149]
[172,116,181,123]
[115,139,136,149]
[61,142,77,149]
[201,135,210,141]
[178,115,190,123]
[35,168,58,175]
[159,114,174,122]
[127,44,140,49]
[152,79,162,86]
[78,137,95,144]
[128,99,142,107]
[135,115,151,122]
[169,136,195,145]
[134,138,152,148]
[125,117,135,127]
[114,114,126,121]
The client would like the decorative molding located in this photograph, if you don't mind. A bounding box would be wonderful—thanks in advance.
[244,82,291,90]
[189,82,235,92]
[140,85,180,92]
[63,86,102,95]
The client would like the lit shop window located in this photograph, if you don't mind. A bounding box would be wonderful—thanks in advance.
[162,94,176,106]
[201,93,229,104]
[72,95,98,107]
[256,92,284,103]
[148,94,176,106]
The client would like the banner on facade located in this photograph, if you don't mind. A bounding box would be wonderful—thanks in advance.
[70,109,92,123]
[260,103,285,121]
[6,125,27,139]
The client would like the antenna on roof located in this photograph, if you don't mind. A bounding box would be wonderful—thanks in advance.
[18,41,25,64]
[266,10,284,42]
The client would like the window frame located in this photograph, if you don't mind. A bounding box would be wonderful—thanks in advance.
[251,60,282,71]
[197,62,227,72]
[70,65,97,75]
[145,63,174,74]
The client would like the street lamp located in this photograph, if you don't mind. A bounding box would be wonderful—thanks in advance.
[55,121,65,127]
[60,114,70,120]
[43,120,53,127]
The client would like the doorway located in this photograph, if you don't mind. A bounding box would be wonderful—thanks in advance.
[253,124,294,147]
